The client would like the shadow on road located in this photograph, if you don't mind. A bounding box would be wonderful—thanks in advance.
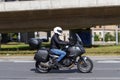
[30,68,92,74]
[49,69,79,73]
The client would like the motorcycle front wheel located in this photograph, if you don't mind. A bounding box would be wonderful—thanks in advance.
[77,56,93,73]
[35,61,50,73]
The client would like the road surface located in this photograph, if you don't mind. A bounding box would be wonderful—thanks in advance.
[0,56,120,80]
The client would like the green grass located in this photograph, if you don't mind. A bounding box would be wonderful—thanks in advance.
[0,42,120,56]
[0,51,35,56]
[0,42,32,55]
[0,42,30,51]
[0,42,48,55]
[85,46,120,56]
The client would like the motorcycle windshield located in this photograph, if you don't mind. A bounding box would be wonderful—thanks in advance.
[75,33,83,45]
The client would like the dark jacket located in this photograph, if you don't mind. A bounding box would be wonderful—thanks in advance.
[50,33,68,49]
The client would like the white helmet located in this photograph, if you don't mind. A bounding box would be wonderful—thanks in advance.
[54,26,63,35]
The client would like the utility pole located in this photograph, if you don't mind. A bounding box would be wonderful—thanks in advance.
[103,26,105,45]
[116,26,118,45]
[0,34,1,49]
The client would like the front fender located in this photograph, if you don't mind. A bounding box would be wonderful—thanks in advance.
[78,56,88,64]
[80,56,87,61]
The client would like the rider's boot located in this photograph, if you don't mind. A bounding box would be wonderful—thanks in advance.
[48,60,58,68]
[54,60,62,68]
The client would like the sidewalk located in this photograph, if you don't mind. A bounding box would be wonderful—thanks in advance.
[0,56,34,61]
[90,56,120,60]
[0,55,120,61]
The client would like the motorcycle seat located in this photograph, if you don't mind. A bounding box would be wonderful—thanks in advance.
[49,50,59,58]
[49,54,59,58]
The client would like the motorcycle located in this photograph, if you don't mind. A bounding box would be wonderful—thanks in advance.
[32,33,93,73]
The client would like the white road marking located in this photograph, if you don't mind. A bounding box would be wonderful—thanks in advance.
[68,77,120,80]
[97,60,120,63]
[94,68,120,70]
[0,59,120,64]
[0,59,35,63]
[0,60,4,62]
[13,60,35,63]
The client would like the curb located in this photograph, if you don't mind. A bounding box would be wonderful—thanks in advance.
[0,56,120,61]
[90,56,120,60]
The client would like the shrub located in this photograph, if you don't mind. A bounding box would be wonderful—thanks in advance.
[94,34,100,41]
[105,32,115,42]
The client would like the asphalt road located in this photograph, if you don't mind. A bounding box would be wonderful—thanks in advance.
[0,57,120,80]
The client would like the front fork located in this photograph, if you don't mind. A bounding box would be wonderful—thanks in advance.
[77,56,88,66]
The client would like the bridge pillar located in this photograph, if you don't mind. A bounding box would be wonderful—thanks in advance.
[70,28,92,47]
[20,32,34,43]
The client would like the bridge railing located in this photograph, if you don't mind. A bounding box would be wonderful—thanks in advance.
[0,0,120,12]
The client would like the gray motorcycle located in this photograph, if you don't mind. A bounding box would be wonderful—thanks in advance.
[31,33,93,73]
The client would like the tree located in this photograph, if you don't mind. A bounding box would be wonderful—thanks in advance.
[105,32,115,42]
[94,34,99,41]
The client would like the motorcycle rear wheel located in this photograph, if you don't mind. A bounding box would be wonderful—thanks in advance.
[77,56,93,73]
[35,61,50,73]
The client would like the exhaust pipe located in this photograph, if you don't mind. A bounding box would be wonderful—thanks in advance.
[40,62,50,67]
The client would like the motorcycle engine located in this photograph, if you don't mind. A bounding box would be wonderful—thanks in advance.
[62,58,73,67]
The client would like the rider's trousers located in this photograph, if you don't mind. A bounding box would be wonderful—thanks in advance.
[50,49,66,62]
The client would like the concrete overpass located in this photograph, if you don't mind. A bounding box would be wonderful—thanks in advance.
[0,0,120,32]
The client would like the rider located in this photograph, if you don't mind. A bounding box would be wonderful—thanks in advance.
[50,26,69,66]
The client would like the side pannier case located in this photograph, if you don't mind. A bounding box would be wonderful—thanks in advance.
[34,50,49,62]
